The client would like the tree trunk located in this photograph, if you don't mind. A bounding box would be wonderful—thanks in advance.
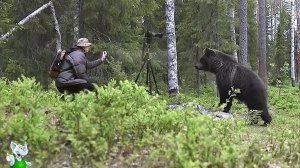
[270,2,275,40]
[227,0,238,61]
[165,0,179,94]
[274,0,278,41]
[291,0,296,87]
[73,0,81,42]
[49,2,62,52]
[0,1,52,42]
[258,0,268,86]
[195,47,201,97]
[296,0,300,82]
[269,0,279,41]
[238,0,248,65]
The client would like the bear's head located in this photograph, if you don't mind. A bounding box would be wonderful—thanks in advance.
[194,48,237,73]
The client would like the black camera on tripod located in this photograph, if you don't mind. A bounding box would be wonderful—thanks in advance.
[144,31,163,44]
[145,31,163,38]
[135,30,164,95]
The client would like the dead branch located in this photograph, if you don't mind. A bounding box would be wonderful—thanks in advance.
[0,1,62,52]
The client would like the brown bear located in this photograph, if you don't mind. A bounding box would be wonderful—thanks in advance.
[195,48,272,125]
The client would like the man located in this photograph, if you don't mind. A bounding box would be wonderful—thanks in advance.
[55,38,107,96]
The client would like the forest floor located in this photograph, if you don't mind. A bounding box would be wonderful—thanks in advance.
[1,78,299,168]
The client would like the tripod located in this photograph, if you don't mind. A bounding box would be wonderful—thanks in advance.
[135,38,159,95]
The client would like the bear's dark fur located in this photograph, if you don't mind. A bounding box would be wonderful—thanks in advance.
[195,48,272,125]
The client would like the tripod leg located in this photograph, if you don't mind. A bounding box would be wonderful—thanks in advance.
[149,61,159,94]
[135,60,147,83]
[146,60,152,94]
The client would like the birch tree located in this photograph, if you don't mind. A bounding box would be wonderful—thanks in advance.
[296,0,300,82]
[258,0,268,86]
[0,1,61,52]
[50,2,62,52]
[1,1,52,41]
[267,0,279,41]
[165,0,179,94]
[227,0,238,61]
[291,0,296,86]
[73,0,81,42]
[269,2,275,40]
[239,0,248,65]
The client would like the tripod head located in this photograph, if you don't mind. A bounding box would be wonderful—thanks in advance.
[144,30,163,45]
[142,30,163,61]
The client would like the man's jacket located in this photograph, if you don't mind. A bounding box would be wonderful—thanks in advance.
[55,47,102,87]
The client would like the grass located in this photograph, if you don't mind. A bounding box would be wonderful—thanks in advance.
[0,76,300,168]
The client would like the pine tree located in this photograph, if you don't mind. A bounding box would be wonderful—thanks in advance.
[258,0,268,85]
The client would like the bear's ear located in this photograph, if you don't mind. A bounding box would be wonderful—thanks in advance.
[203,48,215,56]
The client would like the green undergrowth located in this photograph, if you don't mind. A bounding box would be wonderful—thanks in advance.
[0,76,299,168]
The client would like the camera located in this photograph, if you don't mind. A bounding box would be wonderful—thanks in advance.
[145,31,163,38]
[144,30,163,44]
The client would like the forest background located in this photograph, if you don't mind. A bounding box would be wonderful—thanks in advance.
[1,0,300,92]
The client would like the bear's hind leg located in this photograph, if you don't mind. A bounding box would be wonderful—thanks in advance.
[261,108,272,125]
[246,98,272,125]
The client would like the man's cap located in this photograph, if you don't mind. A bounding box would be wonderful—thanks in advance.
[76,38,92,47]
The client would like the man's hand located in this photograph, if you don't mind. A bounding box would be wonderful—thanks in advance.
[100,51,108,61]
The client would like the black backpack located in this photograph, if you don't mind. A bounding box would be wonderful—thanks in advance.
[49,50,67,79]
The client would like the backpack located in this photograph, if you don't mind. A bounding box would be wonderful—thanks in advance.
[49,49,67,79]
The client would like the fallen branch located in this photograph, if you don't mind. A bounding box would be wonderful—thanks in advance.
[0,1,62,52]
[49,1,61,52]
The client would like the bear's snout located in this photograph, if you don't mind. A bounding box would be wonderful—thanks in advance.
[194,62,203,70]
